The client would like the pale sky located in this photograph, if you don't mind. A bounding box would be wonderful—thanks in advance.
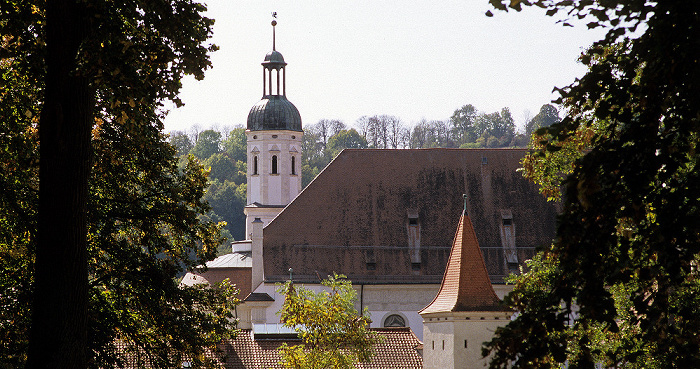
[163,1,606,134]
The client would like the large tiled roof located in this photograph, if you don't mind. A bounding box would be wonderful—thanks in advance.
[115,328,422,369]
[219,328,422,369]
[263,149,558,284]
[420,211,509,314]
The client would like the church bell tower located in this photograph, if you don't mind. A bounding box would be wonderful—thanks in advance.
[244,19,303,238]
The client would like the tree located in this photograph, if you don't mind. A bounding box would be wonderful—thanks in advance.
[525,104,560,137]
[222,126,247,163]
[408,119,453,148]
[327,129,368,158]
[408,119,430,148]
[169,131,195,156]
[1,1,236,368]
[313,119,346,150]
[485,1,700,368]
[473,108,515,146]
[277,274,379,369]
[301,127,331,188]
[204,153,245,184]
[190,129,222,160]
[356,115,403,149]
[450,104,478,145]
[383,115,405,149]
[204,179,247,243]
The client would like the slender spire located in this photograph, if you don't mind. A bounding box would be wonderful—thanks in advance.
[419,210,507,314]
[271,12,277,51]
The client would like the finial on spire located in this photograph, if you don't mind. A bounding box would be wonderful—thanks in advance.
[463,194,468,214]
[271,12,277,51]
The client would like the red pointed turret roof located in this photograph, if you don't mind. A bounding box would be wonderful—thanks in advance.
[420,210,508,314]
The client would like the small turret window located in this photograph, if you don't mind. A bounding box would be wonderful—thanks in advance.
[271,155,278,174]
[291,156,296,175]
[253,156,258,175]
[384,314,406,327]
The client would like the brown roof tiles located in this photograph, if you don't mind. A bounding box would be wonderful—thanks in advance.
[115,328,422,368]
[263,149,558,284]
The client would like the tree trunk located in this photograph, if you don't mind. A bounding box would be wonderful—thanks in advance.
[26,1,93,368]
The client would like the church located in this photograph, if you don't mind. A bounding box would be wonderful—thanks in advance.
[182,20,558,368]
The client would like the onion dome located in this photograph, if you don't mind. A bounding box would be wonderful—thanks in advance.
[247,96,302,131]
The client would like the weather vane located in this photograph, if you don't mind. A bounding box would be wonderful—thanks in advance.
[271,12,278,50]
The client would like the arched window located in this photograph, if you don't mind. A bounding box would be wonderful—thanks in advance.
[383,314,406,327]
[271,155,278,174]
[291,156,296,175]
[253,156,258,175]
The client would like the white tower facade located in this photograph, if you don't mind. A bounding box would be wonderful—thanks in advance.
[244,20,303,291]
[245,128,302,234]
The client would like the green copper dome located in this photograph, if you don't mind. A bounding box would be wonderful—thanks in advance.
[247,95,302,132]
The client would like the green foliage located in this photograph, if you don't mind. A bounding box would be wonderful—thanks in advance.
[168,126,248,249]
[443,105,521,149]
[222,127,247,163]
[526,104,560,137]
[277,274,380,369]
[190,129,222,160]
[1,0,238,367]
[450,104,479,145]
[520,124,595,201]
[486,1,700,368]
[327,129,368,158]
[203,179,247,242]
[169,131,195,156]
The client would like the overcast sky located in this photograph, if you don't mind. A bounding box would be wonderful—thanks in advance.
[162,0,606,134]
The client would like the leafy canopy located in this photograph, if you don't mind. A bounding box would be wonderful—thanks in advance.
[0,0,238,367]
[277,274,380,369]
[485,1,700,368]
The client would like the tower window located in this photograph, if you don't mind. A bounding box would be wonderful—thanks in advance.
[271,155,278,174]
[253,156,258,175]
[291,156,296,175]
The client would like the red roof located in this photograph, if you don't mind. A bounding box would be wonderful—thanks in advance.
[221,328,422,369]
[420,211,509,314]
[115,328,422,368]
